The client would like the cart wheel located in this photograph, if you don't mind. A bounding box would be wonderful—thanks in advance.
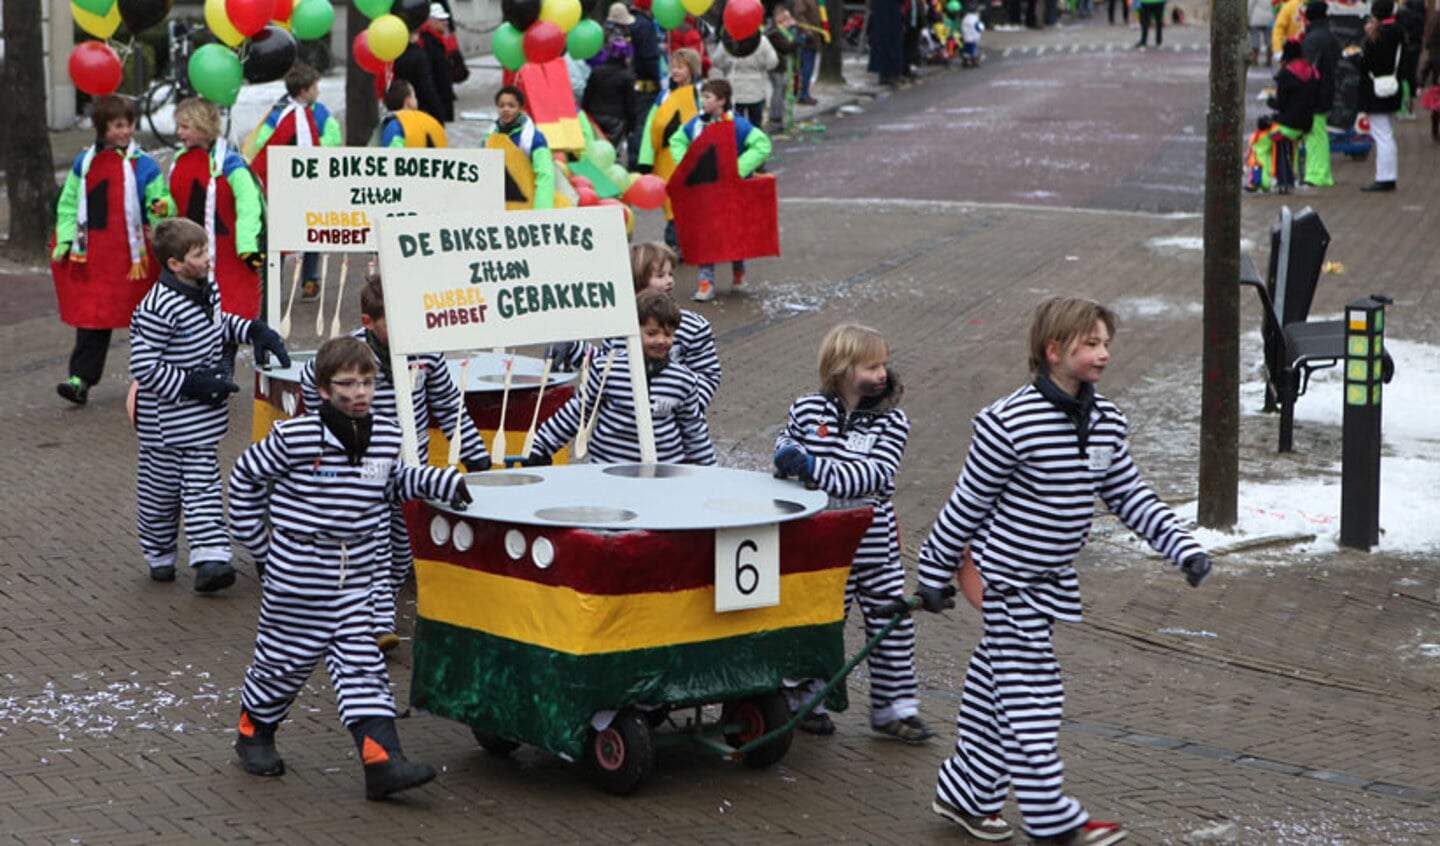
[583,709,654,795]
[470,728,521,758]
[722,692,793,769]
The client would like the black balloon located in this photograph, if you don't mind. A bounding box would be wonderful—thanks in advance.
[243,25,298,84]
[502,0,542,30]
[118,0,172,33]
[394,0,431,30]
[723,31,762,58]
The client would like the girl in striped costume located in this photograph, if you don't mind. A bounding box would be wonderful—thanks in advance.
[129,218,289,590]
[915,297,1212,845]
[300,274,490,652]
[773,324,935,744]
[550,242,722,407]
[528,290,715,466]
[230,337,470,800]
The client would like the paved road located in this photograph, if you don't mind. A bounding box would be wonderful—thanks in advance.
[2,17,1439,845]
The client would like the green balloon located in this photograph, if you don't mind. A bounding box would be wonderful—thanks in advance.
[566,19,604,61]
[73,0,116,15]
[653,0,686,30]
[188,43,243,107]
[492,22,525,72]
[607,163,630,187]
[586,138,616,171]
[291,0,336,40]
[354,0,394,19]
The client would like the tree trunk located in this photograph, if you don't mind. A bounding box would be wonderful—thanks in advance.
[1197,0,1246,530]
[818,0,846,84]
[345,4,380,146]
[0,0,60,262]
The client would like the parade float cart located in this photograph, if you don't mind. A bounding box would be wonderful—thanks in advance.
[409,464,877,794]
[250,350,578,465]
[372,206,882,793]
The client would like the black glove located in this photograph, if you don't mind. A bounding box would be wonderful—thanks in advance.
[915,583,957,613]
[464,455,492,473]
[239,251,265,273]
[179,366,240,407]
[1180,553,1213,588]
[773,446,814,481]
[449,478,473,510]
[521,453,553,467]
[249,319,291,369]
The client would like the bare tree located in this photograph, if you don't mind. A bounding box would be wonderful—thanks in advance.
[345,4,379,145]
[0,0,60,262]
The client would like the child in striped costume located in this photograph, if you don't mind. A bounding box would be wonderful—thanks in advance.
[230,337,471,800]
[914,297,1212,845]
[129,218,290,590]
[300,274,490,652]
[773,324,935,743]
[550,242,722,407]
[527,290,715,466]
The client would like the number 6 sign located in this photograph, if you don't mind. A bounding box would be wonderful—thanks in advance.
[714,524,781,612]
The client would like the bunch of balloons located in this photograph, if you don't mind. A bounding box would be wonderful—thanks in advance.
[69,0,176,95]
[351,0,433,74]
[491,0,617,71]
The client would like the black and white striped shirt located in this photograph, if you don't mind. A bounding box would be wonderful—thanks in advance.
[229,413,462,593]
[299,329,489,467]
[551,309,722,407]
[531,348,716,465]
[916,383,1203,620]
[776,391,909,568]
[130,272,253,449]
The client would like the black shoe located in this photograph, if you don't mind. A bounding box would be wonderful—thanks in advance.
[364,759,437,800]
[56,377,88,405]
[872,715,937,743]
[798,712,836,735]
[193,561,237,593]
[235,711,285,776]
[1360,180,1397,192]
[797,96,818,106]
[149,565,176,582]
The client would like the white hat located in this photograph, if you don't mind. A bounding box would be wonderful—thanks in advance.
[429,2,451,19]
[607,2,636,25]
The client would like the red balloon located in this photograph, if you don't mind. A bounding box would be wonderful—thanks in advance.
[272,0,295,20]
[69,40,124,96]
[352,30,385,74]
[226,0,276,37]
[569,176,594,192]
[576,186,600,206]
[598,198,622,206]
[723,0,763,40]
[622,174,668,210]
[522,20,565,65]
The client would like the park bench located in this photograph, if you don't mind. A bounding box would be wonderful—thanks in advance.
[1241,206,1393,452]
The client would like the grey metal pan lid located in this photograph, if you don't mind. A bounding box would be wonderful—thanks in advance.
[436,464,829,530]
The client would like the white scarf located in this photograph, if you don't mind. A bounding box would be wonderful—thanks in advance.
[274,97,315,147]
[166,138,229,281]
[75,141,146,276]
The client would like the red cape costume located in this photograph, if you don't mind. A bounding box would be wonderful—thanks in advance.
[170,147,261,319]
[667,123,779,265]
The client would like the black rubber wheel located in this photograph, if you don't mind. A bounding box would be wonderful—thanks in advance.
[583,709,654,795]
[722,691,793,769]
[470,728,521,758]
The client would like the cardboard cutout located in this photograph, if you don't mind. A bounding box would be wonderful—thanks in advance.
[248,105,320,189]
[648,84,701,218]
[666,123,779,265]
[516,59,584,153]
[486,134,573,210]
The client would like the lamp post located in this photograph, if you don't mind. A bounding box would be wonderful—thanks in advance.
[1339,296,1387,550]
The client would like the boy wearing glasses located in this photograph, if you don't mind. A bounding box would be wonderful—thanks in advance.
[228,336,471,800]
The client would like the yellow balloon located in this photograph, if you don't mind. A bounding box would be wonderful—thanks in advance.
[367,14,410,62]
[204,0,245,48]
[680,0,714,15]
[539,0,582,33]
[72,1,121,40]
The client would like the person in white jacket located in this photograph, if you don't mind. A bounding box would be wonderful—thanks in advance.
[1248,0,1276,68]
[711,32,779,129]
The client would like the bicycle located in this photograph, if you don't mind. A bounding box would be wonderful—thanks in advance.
[136,18,231,149]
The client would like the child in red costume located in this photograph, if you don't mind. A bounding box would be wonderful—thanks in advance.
[170,98,265,319]
[51,95,174,405]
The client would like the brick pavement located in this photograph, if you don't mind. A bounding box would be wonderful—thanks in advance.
[3,16,1439,846]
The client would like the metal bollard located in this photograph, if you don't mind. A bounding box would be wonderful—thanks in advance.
[1339,296,1390,550]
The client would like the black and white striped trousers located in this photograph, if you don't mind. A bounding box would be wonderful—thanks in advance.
[241,588,396,728]
[372,506,414,635]
[844,557,920,723]
[135,446,230,570]
[935,587,1087,838]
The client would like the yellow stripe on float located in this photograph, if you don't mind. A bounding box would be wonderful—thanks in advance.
[415,558,849,655]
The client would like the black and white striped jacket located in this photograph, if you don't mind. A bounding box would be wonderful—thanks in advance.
[916,383,1203,621]
[775,390,909,569]
[299,329,489,467]
[229,413,462,593]
[552,309,722,407]
[130,271,253,450]
[531,348,716,465]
